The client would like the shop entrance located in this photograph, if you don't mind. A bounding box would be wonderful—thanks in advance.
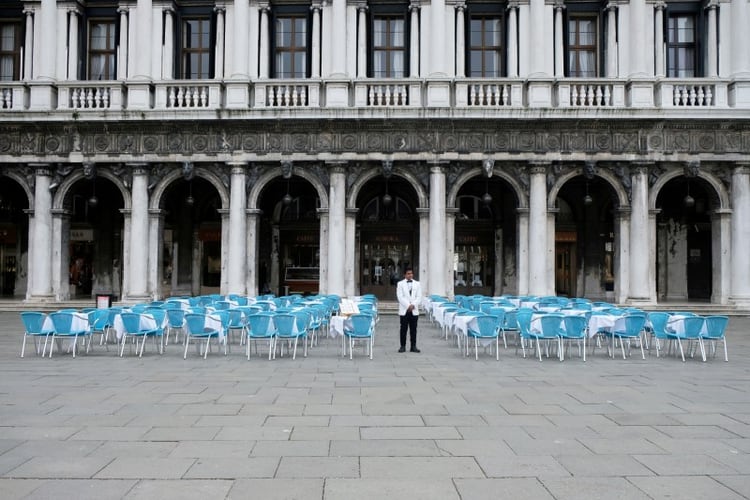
[360,231,414,301]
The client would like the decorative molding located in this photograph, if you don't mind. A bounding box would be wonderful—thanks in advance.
[613,163,632,201]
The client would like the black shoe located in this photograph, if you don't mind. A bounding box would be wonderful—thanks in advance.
[398,347,406,353]
[410,347,421,353]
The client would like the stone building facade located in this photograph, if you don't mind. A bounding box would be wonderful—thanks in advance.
[0,0,748,309]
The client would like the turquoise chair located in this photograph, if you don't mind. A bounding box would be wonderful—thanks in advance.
[48,311,92,358]
[466,314,501,360]
[344,313,375,359]
[245,313,277,360]
[273,313,307,359]
[20,311,54,357]
[183,313,223,359]
[561,315,588,361]
[119,312,163,357]
[611,313,647,359]
[701,316,729,361]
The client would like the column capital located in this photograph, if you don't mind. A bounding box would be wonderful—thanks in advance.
[117,6,129,15]
[631,161,653,176]
[554,0,566,11]
[259,3,271,13]
[217,208,230,218]
[605,2,619,12]
[507,1,520,10]
[246,208,263,217]
[311,0,324,12]
[23,7,35,16]
[352,1,368,12]
[416,207,430,218]
[733,163,750,175]
[126,163,150,176]
[346,207,359,217]
[410,1,422,12]
[30,163,52,176]
[214,5,227,14]
[705,0,719,11]
[528,160,549,175]
[228,161,248,175]
[653,1,667,11]
[326,160,348,175]
[162,5,176,15]
[148,208,166,218]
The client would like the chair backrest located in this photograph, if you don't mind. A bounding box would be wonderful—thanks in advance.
[227,309,245,328]
[163,301,181,309]
[88,309,109,331]
[349,313,374,336]
[49,312,76,333]
[20,311,49,334]
[562,315,587,338]
[213,301,232,310]
[293,310,311,332]
[647,312,671,337]
[487,307,506,326]
[540,313,565,337]
[120,312,144,334]
[703,315,729,339]
[147,309,166,328]
[234,297,249,306]
[503,309,518,330]
[274,313,298,335]
[516,308,533,337]
[166,308,186,327]
[619,313,647,336]
[682,316,706,339]
[212,310,230,327]
[473,315,499,337]
[183,313,208,335]
[247,313,276,336]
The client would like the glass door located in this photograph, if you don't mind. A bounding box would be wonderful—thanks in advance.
[361,232,413,300]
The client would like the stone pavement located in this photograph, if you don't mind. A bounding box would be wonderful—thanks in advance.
[1,311,749,500]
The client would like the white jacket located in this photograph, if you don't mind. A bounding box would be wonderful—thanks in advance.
[396,278,422,316]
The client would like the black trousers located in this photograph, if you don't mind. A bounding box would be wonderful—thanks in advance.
[399,311,418,348]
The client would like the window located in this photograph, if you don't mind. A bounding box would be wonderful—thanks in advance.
[88,20,116,80]
[667,13,696,77]
[373,17,405,78]
[0,21,21,81]
[568,15,597,77]
[182,18,211,79]
[469,17,503,77]
[275,16,307,78]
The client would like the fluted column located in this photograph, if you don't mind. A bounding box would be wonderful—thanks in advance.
[214,7,226,79]
[28,165,54,299]
[410,2,421,77]
[23,9,34,80]
[730,164,750,306]
[327,163,347,296]
[331,0,347,76]
[356,5,367,78]
[259,5,270,78]
[233,0,249,77]
[117,7,129,79]
[245,209,262,295]
[606,3,618,77]
[134,0,153,79]
[127,164,150,300]
[345,208,357,296]
[67,9,79,79]
[628,0,647,76]
[528,163,548,295]
[629,164,651,303]
[454,4,464,78]
[554,2,565,77]
[227,163,247,295]
[706,1,718,78]
[311,3,322,78]
[528,0,546,75]
[507,2,518,77]
[428,163,447,296]
[653,2,665,77]
[430,0,446,75]
[162,7,174,79]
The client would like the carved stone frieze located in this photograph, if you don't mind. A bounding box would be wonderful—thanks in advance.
[245,163,262,192]
[613,164,633,201]
[148,163,170,190]
[205,163,230,189]
[346,162,367,191]
[507,164,530,195]
[648,164,668,187]
[309,163,330,191]
[111,164,132,188]
[48,164,74,191]
[405,162,429,193]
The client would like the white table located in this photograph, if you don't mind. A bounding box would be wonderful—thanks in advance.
[43,312,90,333]
[113,313,167,340]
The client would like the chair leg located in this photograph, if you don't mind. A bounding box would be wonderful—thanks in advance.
[183,336,190,359]
[20,333,27,358]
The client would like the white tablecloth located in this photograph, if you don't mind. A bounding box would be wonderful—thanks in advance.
[330,316,351,338]
[113,313,167,340]
[43,312,90,333]
[666,315,707,335]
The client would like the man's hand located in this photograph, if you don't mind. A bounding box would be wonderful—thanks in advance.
[407,304,414,312]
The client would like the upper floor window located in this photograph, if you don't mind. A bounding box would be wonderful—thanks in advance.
[88,20,116,80]
[275,16,307,78]
[0,21,22,81]
[468,17,503,77]
[373,16,405,78]
[667,13,696,77]
[182,18,211,79]
[568,15,597,77]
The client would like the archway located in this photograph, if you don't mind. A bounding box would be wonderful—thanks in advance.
[0,174,30,297]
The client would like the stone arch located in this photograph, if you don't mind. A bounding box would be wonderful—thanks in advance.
[347,166,428,209]
[447,166,526,209]
[52,168,131,210]
[248,166,329,210]
[0,170,34,208]
[547,167,629,209]
[648,167,730,210]
[149,166,229,211]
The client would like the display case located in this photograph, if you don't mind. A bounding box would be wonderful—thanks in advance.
[284,267,320,295]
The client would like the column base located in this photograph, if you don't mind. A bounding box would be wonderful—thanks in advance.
[729,295,750,310]
[24,294,57,303]
[123,293,152,303]
[625,297,657,307]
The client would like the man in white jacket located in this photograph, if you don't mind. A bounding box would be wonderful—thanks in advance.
[396,267,422,353]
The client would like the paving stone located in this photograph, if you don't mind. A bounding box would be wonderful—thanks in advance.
[251,440,330,457]
[331,439,441,457]
[23,479,137,500]
[227,479,324,500]
[4,457,109,479]
[629,475,746,500]
[276,457,359,478]
[360,426,461,440]
[474,455,571,478]
[540,477,651,500]
[95,458,195,479]
[183,457,279,478]
[125,479,234,499]
[0,479,45,500]
[554,454,655,476]
[325,479,460,500]
[454,478,554,500]
[360,457,484,478]
[633,453,741,475]
[169,440,255,458]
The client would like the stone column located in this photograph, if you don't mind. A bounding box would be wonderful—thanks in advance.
[162,7,174,79]
[357,5,367,78]
[67,8,79,79]
[28,165,54,300]
[628,164,652,304]
[331,0,347,76]
[454,5,464,78]
[430,0,446,75]
[218,208,230,294]
[259,5,270,78]
[51,209,70,300]
[614,208,630,304]
[554,2,565,77]
[528,0,546,75]
[246,209,262,295]
[445,208,458,298]
[117,7,129,79]
[606,3,618,77]
[148,209,164,298]
[730,164,750,306]
[730,0,749,76]
[528,162,548,296]
[327,162,347,296]
[428,163,447,296]
[232,0,250,77]
[228,163,247,295]
[345,208,358,296]
[705,1,718,78]
[135,0,153,79]
[38,0,57,80]
[311,3,322,78]
[127,164,150,300]
[712,209,731,304]
[516,207,529,295]
[628,0,647,76]
[410,2,421,78]
[507,2,518,77]
[214,6,226,79]
[653,2,665,77]
[23,8,34,80]
[417,208,430,296]
[318,209,329,293]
